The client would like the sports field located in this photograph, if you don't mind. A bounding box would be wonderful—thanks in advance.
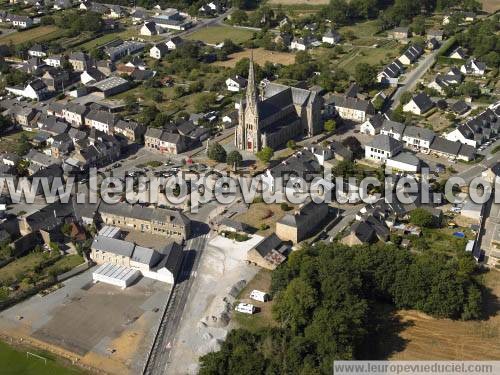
[0,341,83,375]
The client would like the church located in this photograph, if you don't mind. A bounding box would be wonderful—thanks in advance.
[235,57,322,152]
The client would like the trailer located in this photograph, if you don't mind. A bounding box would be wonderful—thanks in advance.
[250,290,269,302]
[235,303,255,314]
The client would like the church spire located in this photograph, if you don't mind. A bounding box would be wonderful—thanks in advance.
[246,51,258,114]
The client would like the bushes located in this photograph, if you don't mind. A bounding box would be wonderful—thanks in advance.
[200,242,483,373]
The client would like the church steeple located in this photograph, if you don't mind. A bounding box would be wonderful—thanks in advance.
[246,51,258,115]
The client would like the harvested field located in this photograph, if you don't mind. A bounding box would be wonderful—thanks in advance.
[214,48,296,68]
[385,270,500,360]
[481,0,500,13]
[186,25,254,45]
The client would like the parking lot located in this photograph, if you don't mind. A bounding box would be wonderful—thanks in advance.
[0,268,172,375]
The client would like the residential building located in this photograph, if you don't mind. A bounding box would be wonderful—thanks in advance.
[360,113,387,135]
[166,36,183,50]
[114,119,145,142]
[380,119,405,140]
[365,134,403,162]
[81,68,106,85]
[402,125,436,151]
[99,202,191,241]
[391,26,409,41]
[62,103,88,127]
[141,21,161,36]
[403,92,434,115]
[398,45,423,66]
[11,15,33,28]
[326,94,375,122]
[225,75,247,92]
[44,55,64,68]
[105,41,145,62]
[460,58,486,76]
[150,43,168,59]
[377,59,404,86]
[28,44,47,57]
[68,52,91,72]
[322,29,341,45]
[247,233,289,270]
[275,200,329,244]
[449,47,467,60]
[144,128,187,154]
[85,109,117,134]
[290,36,313,51]
[6,79,48,100]
[41,68,70,91]
[427,29,444,41]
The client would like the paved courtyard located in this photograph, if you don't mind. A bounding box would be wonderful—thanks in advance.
[0,268,172,375]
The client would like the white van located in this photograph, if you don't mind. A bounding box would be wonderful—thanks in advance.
[250,290,269,302]
[235,303,255,314]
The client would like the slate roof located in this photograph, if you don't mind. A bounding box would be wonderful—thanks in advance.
[389,152,420,167]
[403,125,435,142]
[430,137,461,155]
[254,233,282,257]
[451,100,470,115]
[349,221,375,243]
[99,202,190,227]
[92,235,135,257]
[367,134,402,152]
[328,94,375,113]
[410,92,434,113]
[381,119,406,135]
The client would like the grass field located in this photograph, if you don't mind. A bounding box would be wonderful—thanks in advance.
[186,25,254,45]
[0,131,33,154]
[77,28,161,51]
[235,202,296,236]
[0,252,52,285]
[0,341,84,375]
[0,26,63,45]
[234,269,277,332]
[214,47,296,68]
[335,41,400,73]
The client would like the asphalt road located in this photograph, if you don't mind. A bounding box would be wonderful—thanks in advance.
[456,152,500,184]
[391,49,440,109]
[143,201,220,375]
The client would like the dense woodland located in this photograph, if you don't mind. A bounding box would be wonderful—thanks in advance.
[199,242,482,374]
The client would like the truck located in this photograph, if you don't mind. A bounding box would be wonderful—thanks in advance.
[235,303,255,314]
[250,290,270,302]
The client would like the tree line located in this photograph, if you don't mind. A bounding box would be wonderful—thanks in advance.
[200,241,482,374]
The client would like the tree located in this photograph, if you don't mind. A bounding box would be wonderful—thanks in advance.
[458,82,481,99]
[286,140,296,150]
[411,15,426,36]
[409,208,434,227]
[400,91,413,105]
[16,134,31,156]
[353,62,376,89]
[208,142,227,163]
[324,119,336,133]
[0,115,12,135]
[226,150,243,169]
[229,9,248,25]
[256,147,274,163]
[194,92,217,113]
[342,136,363,159]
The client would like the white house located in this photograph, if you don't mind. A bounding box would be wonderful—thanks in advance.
[377,59,404,86]
[290,37,311,51]
[402,125,436,152]
[403,92,434,115]
[225,75,247,92]
[44,55,63,68]
[398,45,423,66]
[140,21,161,36]
[84,110,117,134]
[322,29,341,45]
[6,79,47,100]
[449,47,467,60]
[166,36,183,50]
[11,15,33,28]
[28,44,47,57]
[460,58,486,76]
[150,43,168,60]
[365,134,403,162]
[360,113,387,136]
[380,120,405,140]
[326,94,375,123]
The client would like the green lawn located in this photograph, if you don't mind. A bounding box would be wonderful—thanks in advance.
[0,26,65,45]
[186,25,254,45]
[338,20,380,39]
[336,40,400,74]
[0,252,51,285]
[78,28,162,51]
[0,131,35,154]
[0,341,84,375]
